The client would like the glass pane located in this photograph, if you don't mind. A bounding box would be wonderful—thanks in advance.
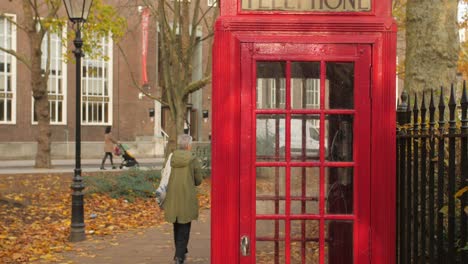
[7,76,11,91]
[325,221,353,264]
[326,63,354,109]
[98,103,103,122]
[325,115,353,162]
[256,167,286,215]
[104,102,109,123]
[291,167,319,215]
[256,220,285,263]
[256,62,286,109]
[93,103,98,122]
[50,101,56,121]
[256,114,285,161]
[325,167,353,214]
[58,78,62,94]
[291,115,320,161]
[291,62,320,109]
[0,75,4,91]
[82,103,86,122]
[57,101,62,122]
[0,99,4,120]
[291,220,320,264]
[87,104,92,121]
[6,99,11,121]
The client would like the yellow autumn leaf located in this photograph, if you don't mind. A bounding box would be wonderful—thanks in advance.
[455,186,468,199]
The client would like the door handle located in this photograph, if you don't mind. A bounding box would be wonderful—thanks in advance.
[240,235,250,256]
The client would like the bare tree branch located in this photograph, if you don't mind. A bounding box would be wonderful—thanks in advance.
[0,14,28,32]
[116,43,167,104]
[182,75,211,99]
[0,46,32,70]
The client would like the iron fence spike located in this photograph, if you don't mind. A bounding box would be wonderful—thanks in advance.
[429,90,435,110]
[421,91,426,111]
[462,81,468,105]
[413,93,419,110]
[449,84,456,107]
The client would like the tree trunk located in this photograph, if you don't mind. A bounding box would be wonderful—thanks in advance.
[31,34,51,168]
[165,101,188,155]
[35,93,51,168]
[405,0,459,94]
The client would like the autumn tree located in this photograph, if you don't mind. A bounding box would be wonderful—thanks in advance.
[0,0,125,168]
[458,0,468,78]
[138,0,218,152]
[404,0,460,94]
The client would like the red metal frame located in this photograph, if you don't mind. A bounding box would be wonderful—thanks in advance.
[239,43,371,264]
[212,1,396,263]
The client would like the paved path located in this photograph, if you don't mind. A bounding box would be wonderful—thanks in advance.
[57,209,211,264]
[0,158,164,175]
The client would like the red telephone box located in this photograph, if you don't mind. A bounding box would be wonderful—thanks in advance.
[212,1,396,263]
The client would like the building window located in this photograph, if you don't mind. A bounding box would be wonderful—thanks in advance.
[305,78,320,108]
[33,29,67,124]
[81,35,112,125]
[208,0,217,6]
[256,78,286,109]
[0,15,16,124]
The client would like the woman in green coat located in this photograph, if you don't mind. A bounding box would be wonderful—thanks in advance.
[163,134,203,264]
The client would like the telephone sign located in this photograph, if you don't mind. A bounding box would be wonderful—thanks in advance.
[242,0,371,12]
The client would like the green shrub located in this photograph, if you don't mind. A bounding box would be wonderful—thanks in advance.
[84,169,161,201]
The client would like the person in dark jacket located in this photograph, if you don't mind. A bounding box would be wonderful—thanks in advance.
[100,126,118,170]
[163,134,203,264]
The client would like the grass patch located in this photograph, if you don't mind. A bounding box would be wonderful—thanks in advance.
[84,169,161,202]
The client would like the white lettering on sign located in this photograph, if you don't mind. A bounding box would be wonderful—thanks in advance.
[242,0,371,12]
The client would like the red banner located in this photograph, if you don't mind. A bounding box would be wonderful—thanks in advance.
[141,8,150,85]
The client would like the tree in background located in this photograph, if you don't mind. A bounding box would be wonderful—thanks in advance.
[392,0,406,81]
[458,0,468,78]
[402,0,460,94]
[0,0,125,168]
[139,0,218,152]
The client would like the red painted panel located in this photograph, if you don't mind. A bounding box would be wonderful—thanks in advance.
[370,32,397,264]
[212,13,396,264]
[211,30,241,263]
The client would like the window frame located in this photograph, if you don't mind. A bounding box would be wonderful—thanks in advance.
[0,14,17,125]
[32,24,68,125]
[81,33,113,126]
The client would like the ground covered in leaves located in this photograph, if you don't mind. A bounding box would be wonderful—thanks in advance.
[0,171,211,263]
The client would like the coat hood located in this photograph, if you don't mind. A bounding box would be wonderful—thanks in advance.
[171,150,194,168]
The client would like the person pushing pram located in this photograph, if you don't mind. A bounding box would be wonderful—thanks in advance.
[114,143,139,169]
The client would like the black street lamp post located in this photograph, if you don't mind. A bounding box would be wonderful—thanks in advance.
[62,0,93,242]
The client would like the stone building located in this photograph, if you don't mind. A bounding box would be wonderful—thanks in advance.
[0,0,213,160]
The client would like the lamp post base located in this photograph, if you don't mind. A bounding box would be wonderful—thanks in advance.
[70,168,85,242]
[69,227,86,242]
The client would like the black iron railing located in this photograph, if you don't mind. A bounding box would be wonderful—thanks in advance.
[396,84,468,264]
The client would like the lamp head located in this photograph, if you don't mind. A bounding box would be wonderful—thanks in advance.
[63,0,93,23]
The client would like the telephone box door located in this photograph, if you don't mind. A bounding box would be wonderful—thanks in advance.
[239,43,372,264]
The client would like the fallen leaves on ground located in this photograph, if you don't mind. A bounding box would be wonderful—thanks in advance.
[0,173,211,263]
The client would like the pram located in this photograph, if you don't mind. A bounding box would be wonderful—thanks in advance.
[115,144,139,169]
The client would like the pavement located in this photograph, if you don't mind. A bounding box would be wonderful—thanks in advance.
[59,209,211,264]
[1,158,211,264]
[0,157,164,175]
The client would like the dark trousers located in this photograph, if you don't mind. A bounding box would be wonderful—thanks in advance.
[101,152,114,167]
[173,221,191,259]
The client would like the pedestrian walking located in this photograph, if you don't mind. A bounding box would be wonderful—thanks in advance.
[162,134,203,264]
[100,126,118,170]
